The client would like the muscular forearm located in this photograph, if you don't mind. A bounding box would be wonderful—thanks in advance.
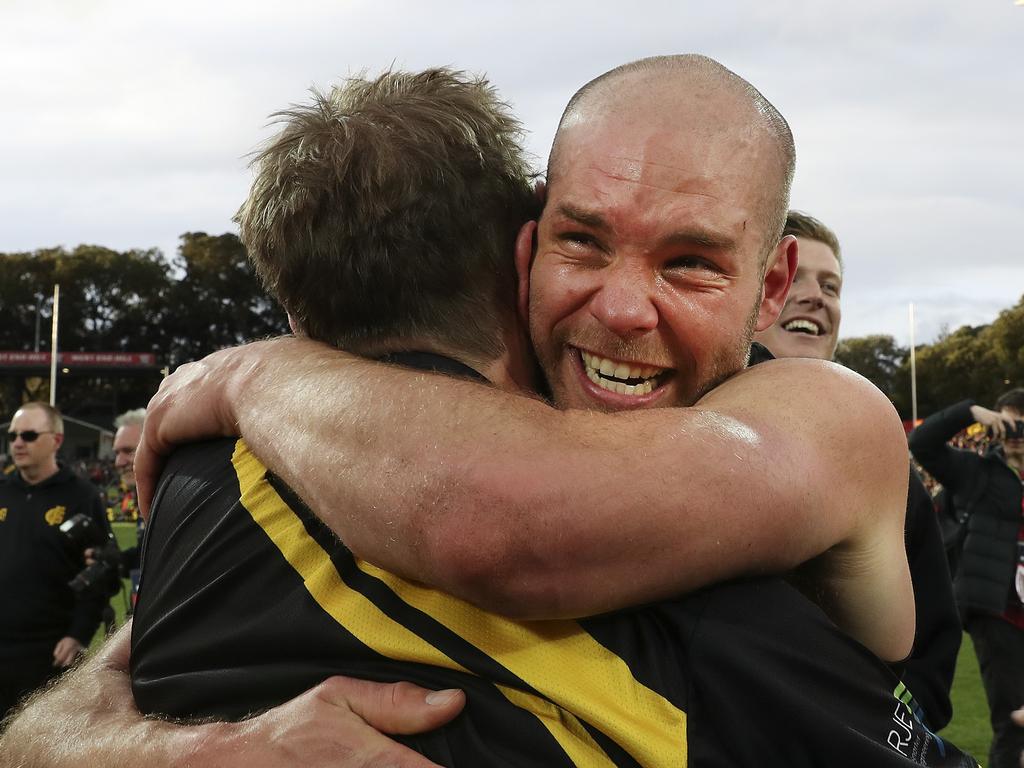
[144,338,910,645]
[0,620,465,768]
[0,624,211,768]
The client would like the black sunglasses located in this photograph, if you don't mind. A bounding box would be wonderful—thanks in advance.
[7,430,54,443]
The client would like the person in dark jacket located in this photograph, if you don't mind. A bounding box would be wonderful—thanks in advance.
[753,210,962,730]
[909,389,1024,768]
[0,402,110,719]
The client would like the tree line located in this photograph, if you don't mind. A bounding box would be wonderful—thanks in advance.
[835,296,1024,419]
[1,235,1021,422]
[0,233,287,421]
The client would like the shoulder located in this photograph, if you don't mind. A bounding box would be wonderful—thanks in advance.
[702,359,906,484]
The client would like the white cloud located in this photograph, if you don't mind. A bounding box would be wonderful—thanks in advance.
[2,0,1022,341]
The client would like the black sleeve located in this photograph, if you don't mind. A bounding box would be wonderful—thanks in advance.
[67,484,111,645]
[678,580,978,767]
[899,468,960,731]
[119,545,140,573]
[131,438,339,719]
[908,400,978,491]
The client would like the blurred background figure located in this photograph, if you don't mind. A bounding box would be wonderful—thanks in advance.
[910,389,1024,768]
[753,211,962,731]
[111,408,144,565]
[86,408,146,612]
[0,402,111,720]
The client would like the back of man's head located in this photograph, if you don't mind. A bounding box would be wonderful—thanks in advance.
[237,68,539,362]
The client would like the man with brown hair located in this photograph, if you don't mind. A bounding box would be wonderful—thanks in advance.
[753,210,843,361]
[0,402,109,719]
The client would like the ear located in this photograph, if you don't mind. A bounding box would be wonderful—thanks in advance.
[514,220,538,328]
[755,235,798,331]
[53,432,64,450]
[286,313,302,337]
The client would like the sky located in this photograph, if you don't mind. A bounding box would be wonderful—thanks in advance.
[2,0,1021,346]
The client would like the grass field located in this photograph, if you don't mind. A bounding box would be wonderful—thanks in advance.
[940,633,992,760]
[97,524,995,759]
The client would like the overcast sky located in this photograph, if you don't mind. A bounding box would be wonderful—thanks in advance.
[3,0,1021,346]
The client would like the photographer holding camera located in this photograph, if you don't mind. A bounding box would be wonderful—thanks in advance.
[909,388,1024,768]
[0,402,112,720]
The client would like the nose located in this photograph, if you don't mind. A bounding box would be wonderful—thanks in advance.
[792,282,825,310]
[587,262,659,339]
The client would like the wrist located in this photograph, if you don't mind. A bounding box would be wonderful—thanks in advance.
[183,719,241,767]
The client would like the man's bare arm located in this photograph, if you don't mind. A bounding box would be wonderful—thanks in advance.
[138,336,913,661]
[0,621,464,768]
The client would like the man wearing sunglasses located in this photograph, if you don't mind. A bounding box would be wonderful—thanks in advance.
[0,402,109,719]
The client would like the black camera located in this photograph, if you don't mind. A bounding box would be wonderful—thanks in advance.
[58,513,123,596]
[1006,420,1024,441]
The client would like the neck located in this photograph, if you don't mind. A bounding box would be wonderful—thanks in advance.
[20,461,59,485]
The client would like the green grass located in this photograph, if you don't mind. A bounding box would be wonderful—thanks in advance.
[90,524,996,761]
[940,632,992,761]
[87,521,138,650]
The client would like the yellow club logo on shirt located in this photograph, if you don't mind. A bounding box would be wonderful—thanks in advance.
[0,508,7,522]
[44,506,67,526]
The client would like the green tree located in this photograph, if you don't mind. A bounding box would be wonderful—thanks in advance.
[0,235,287,421]
[834,335,910,414]
[164,233,288,367]
[980,294,1024,395]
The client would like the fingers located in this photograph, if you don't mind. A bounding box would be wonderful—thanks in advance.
[134,432,161,520]
[1013,706,1024,726]
[52,638,83,668]
[316,676,465,735]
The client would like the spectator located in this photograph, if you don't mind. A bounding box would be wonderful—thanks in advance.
[0,402,111,719]
[909,389,1024,768]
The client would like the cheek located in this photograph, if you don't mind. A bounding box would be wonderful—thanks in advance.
[530,263,589,331]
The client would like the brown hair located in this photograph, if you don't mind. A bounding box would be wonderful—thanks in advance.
[236,68,539,361]
[785,211,843,270]
[995,388,1024,414]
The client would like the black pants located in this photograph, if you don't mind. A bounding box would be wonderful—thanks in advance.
[0,650,60,722]
[967,614,1024,768]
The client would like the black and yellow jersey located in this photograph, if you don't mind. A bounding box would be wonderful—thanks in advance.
[131,355,977,767]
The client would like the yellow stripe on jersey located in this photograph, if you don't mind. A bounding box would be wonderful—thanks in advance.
[232,441,615,767]
[232,439,686,767]
[360,560,687,767]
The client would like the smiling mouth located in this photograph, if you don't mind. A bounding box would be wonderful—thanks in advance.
[579,349,671,396]
[783,318,824,337]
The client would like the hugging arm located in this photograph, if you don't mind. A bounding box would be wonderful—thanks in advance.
[139,336,913,661]
[0,621,464,768]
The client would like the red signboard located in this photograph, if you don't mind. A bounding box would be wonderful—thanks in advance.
[0,351,158,368]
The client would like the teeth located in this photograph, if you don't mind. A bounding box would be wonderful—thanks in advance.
[783,319,821,336]
[580,350,664,396]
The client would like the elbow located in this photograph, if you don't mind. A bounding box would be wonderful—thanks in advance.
[416,509,570,619]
